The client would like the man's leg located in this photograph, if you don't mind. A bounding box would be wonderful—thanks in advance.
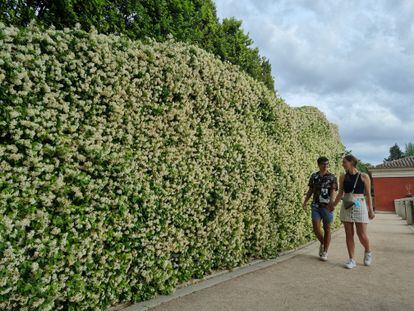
[321,208,333,252]
[312,219,323,244]
[322,221,331,252]
[311,205,324,254]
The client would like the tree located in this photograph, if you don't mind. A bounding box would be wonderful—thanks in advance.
[404,142,414,157]
[0,0,275,92]
[356,161,372,174]
[260,57,275,91]
[384,143,404,162]
[214,17,275,91]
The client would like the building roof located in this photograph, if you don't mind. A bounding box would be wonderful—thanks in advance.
[374,156,414,169]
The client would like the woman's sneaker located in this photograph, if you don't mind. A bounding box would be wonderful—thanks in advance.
[344,259,357,269]
[364,252,373,266]
[320,252,328,261]
[319,243,324,257]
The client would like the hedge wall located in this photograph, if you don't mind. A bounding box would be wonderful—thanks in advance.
[0,24,344,310]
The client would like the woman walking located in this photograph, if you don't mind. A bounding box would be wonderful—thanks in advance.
[333,154,375,269]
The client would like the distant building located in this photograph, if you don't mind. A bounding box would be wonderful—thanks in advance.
[370,156,414,212]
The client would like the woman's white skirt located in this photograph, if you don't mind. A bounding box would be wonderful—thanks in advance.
[340,197,369,223]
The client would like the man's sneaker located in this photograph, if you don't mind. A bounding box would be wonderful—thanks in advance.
[344,258,357,269]
[320,252,328,261]
[319,243,324,257]
[364,252,373,266]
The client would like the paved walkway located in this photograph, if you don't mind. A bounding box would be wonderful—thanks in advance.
[149,213,414,311]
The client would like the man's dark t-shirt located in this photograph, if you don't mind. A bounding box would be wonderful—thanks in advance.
[308,172,338,206]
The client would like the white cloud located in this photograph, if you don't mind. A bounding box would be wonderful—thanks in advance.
[215,0,414,164]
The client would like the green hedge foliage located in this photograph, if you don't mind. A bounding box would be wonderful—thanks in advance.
[0,24,344,310]
[0,0,276,91]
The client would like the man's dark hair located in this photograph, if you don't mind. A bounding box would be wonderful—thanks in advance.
[317,156,329,165]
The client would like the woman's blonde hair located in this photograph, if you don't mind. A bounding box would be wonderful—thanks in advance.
[344,154,358,167]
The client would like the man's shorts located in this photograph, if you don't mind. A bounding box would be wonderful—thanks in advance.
[311,203,334,224]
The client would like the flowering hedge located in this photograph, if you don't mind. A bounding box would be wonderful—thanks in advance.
[0,24,344,310]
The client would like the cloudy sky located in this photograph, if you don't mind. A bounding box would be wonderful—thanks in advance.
[215,0,414,165]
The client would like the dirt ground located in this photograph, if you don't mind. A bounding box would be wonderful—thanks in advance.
[150,213,414,311]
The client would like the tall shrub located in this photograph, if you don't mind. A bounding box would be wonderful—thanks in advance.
[0,24,344,310]
[0,0,275,91]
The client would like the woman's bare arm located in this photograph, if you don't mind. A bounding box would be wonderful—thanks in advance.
[362,173,375,219]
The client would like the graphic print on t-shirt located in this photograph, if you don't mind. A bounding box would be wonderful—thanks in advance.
[308,172,338,206]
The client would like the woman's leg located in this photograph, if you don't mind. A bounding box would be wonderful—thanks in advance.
[343,222,355,259]
[355,223,370,252]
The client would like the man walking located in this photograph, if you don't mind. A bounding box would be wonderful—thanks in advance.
[303,156,338,261]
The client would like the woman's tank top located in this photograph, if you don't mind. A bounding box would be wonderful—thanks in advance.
[343,172,365,194]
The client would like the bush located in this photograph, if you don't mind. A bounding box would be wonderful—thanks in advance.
[0,0,275,91]
[0,24,344,310]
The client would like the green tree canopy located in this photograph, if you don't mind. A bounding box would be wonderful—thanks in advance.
[0,0,275,91]
[404,142,414,157]
[356,161,372,174]
[384,143,404,162]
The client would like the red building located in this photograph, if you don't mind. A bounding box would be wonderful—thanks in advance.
[370,156,414,212]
